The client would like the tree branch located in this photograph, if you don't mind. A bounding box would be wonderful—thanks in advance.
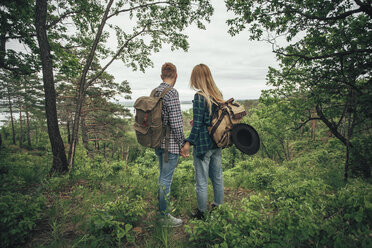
[284,7,363,21]
[354,0,372,19]
[276,2,364,22]
[294,117,321,130]
[275,49,372,61]
[46,9,83,29]
[86,25,148,87]
[316,104,349,147]
[107,1,173,19]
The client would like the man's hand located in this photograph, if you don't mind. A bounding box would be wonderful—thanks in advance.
[180,142,190,158]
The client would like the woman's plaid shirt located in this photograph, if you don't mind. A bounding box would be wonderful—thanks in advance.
[186,93,216,159]
[155,82,185,154]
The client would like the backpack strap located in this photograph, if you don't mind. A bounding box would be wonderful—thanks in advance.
[210,107,228,136]
[151,86,173,162]
[150,88,157,97]
[161,87,172,162]
[150,86,173,98]
[163,125,171,162]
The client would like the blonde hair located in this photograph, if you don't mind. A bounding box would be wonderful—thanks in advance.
[190,64,224,114]
[161,62,177,79]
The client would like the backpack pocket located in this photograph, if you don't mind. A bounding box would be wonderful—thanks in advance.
[134,123,151,147]
[134,122,149,134]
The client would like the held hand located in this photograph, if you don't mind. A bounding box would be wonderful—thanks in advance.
[180,147,188,158]
[190,119,194,126]
[180,142,190,158]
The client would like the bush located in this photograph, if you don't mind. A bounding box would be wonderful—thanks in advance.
[0,193,46,248]
[320,180,372,247]
[86,194,147,246]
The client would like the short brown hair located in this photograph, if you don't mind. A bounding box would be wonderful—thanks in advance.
[161,62,177,79]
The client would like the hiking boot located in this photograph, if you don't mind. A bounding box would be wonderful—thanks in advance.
[160,214,183,227]
[191,208,205,220]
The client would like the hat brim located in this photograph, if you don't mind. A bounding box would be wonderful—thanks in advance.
[232,124,260,155]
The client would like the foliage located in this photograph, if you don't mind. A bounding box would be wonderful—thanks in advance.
[0,193,46,247]
[135,148,158,168]
[86,194,147,246]
[187,156,372,248]
[226,0,372,178]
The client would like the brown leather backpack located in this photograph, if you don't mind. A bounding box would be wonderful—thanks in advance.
[208,98,246,148]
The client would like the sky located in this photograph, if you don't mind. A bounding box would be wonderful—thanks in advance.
[105,0,278,102]
[6,0,278,102]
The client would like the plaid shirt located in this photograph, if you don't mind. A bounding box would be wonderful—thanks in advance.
[186,93,217,159]
[155,82,185,154]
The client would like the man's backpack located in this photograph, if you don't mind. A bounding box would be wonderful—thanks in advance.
[208,98,246,148]
[133,87,172,158]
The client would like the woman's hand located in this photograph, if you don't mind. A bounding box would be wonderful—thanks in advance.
[180,142,191,158]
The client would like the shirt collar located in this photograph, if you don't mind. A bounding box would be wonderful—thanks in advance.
[161,82,173,88]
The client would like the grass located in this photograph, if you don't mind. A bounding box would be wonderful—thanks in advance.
[1,139,371,248]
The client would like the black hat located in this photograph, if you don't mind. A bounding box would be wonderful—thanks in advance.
[232,124,260,155]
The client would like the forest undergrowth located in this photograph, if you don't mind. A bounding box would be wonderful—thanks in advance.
[1,135,371,248]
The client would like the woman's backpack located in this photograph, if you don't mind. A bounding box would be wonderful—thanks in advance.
[208,98,246,148]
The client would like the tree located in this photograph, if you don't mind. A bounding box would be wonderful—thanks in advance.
[226,0,372,179]
[1,0,72,173]
[65,0,214,168]
[0,72,16,145]
[0,0,39,74]
[35,0,69,173]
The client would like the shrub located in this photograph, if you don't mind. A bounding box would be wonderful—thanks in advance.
[320,180,372,247]
[86,194,147,246]
[0,193,45,248]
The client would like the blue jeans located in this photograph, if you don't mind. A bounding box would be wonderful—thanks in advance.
[194,148,224,212]
[155,148,179,214]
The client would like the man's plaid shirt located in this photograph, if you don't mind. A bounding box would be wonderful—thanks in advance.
[155,82,185,154]
[186,93,217,159]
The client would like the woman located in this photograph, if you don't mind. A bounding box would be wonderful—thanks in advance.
[181,64,225,219]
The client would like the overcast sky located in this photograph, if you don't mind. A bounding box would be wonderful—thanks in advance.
[6,0,278,102]
[106,0,278,102]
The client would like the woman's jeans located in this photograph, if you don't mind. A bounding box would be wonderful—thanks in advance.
[194,148,224,212]
[155,148,179,214]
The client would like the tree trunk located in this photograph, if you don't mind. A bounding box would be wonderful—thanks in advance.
[311,109,316,141]
[35,0,68,173]
[111,143,115,159]
[7,89,16,145]
[67,120,71,144]
[81,114,89,150]
[103,142,106,158]
[19,104,23,148]
[125,146,129,169]
[260,141,271,159]
[67,0,114,169]
[25,105,31,147]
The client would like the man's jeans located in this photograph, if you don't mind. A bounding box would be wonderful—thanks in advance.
[155,148,179,214]
[194,148,224,212]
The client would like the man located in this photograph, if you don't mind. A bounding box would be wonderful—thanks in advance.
[154,62,185,227]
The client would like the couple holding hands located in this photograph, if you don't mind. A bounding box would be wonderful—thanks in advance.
[153,63,224,227]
